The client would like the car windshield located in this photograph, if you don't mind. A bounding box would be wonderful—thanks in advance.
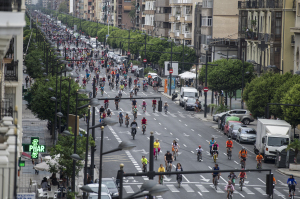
[185,92,198,97]
[89,185,109,193]
[187,98,196,103]
[233,125,241,130]
[102,180,116,189]
[244,129,256,134]
[268,137,289,146]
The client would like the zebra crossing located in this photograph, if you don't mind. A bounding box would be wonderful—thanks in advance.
[122,182,290,198]
[94,107,195,118]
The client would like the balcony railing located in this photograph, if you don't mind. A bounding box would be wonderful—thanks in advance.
[0,0,22,12]
[245,31,258,40]
[170,0,192,4]
[238,0,283,9]
[184,32,191,38]
[258,33,272,42]
[291,35,295,46]
[4,60,18,81]
[0,98,13,120]
[175,30,180,37]
[185,15,192,21]
[202,0,213,8]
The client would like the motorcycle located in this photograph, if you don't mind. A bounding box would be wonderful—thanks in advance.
[172,91,178,101]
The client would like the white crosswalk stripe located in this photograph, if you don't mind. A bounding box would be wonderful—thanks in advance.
[181,184,194,192]
[210,185,224,193]
[242,187,255,194]
[187,114,194,118]
[196,184,209,193]
[254,187,267,195]
[153,113,159,117]
[160,112,167,117]
[166,184,180,192]
[145,112,151,116]
[167,112,177,117]
[274,189,285,198]
[123,186,134,193]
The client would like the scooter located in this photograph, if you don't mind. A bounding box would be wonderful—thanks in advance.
[172,91,178,101]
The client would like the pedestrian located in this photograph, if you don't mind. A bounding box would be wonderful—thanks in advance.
[29,77,33,86]
[198,84,203,97]
[116,163,125,187]
[25,76,29,88]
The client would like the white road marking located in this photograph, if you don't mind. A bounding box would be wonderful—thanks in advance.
[154,118,156,120]
[176,138,179,141]
[166,184,179,192]
[181,184,194,192]
[257,178,266,184]
[170,132,173,135]
[210,185,224,193]
[123,186,134,193]
[164,127,167,130]
[182,175,190,183]
[196,185,209,192]
[183,144,187,147]
[254,187,267,195]
[208,166,212,170]
[234,161,239,164]
[191,151,194,154]
[159,123,161,125]
[191,129,194,131]
[243,187,255,194]
[234,190,245,197]
[179,120,182,122]
[184,124,187,126]
[274,189,285,198]
[220,176,227,183]
[198,191,203,196]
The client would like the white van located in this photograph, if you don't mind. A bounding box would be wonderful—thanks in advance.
[179,87,198,107]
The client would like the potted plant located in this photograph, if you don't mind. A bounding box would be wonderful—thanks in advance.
[287,139,300,170]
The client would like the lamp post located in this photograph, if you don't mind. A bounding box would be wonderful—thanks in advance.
[167,39,173,96]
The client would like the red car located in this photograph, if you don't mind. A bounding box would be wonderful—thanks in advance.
[224,121,242,136]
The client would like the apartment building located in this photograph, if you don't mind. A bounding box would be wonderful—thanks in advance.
[135,0,145,30]
[237,0,293,74]
[25,0,32,4]
[116,0,135,29]
[154,0,171,37]
[169,0,193,44]
[99,0,115,25]
[0,0,25,197]
[289,0,298,74]
[144,0,155,34]
[43,0,48,8]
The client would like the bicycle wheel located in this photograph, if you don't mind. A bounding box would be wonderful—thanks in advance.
[213,154,217,163]
[197,154,200,162]
[160,176,163,185]
[214,178,218,190]
[240,181,243,191]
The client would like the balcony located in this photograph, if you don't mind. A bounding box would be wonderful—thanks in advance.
[258,33,272,42]
[142,12,145,17]
[169,14,175,22]
[238,0,283,9]
[245,31,258,40]
[202,0,213,8]
[4,60,18,81]
[184,32,191,39]
[291,35,295,46]
[175,30,180,37]
[0,0,22,11]
[155,13,169,22]
[170,0,192,4]
[0,98,13,120]
[180,14,192,23]
[142,0,145,4]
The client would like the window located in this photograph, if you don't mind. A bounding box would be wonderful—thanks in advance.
[275,12,282,38]
[202,16,212,26]
[236,111,246,114]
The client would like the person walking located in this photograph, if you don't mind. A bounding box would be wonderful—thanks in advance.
[198,84,203,97]
[25,76,29,88]
[116,163,125,187]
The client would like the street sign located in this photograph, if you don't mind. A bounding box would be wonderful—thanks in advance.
[22,137,46,159]
[127,52,130,55]
[143,58,147,63]
[96,36,98,39]
[106,34,109,38]
[17,193,36,199]
[169,69,173,73]
[19,160,25,167]
[203,87,209,92]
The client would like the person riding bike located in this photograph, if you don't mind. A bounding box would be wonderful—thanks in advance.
[118,89,122,98]
[141,117,147,131]
[287,175,297,198]
[212,141,219,159]
[196,145,203,158]
[172,140,180,156]
[212,164,220,185]
[164,151,174,170]
[238,168,247,185]
[107,108,111,117]
[256,153,264,168]
[154,139,160,157]
[132,99,137,110]
[120,84,124,91]
[158,164,165,184]
[125,114,130,121]
[141,155,149,171]
[118,111,123,123]
[142,100,147,111]
[226,138,233,155]
[175,163,183,182]
[115,95,120,107]
[238,147,248,168]
[225,180,235,199]
[164,102,168,112]
[209,137,215,155]
[104,98,109,109]
[228,172,237,185]
[152,99,157,111]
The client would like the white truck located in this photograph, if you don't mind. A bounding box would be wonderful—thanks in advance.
[254,119,292,162]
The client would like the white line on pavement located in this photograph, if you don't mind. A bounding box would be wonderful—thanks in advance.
[182,175,190,183]
[191,129,194,131]
[176,138,179,141]
[183,144,187,147]
[191,151,194,154]
[257,178,266,184]
[234,161,239,165]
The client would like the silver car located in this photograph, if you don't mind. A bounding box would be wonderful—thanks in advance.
[236,127,257,143]
[228,124,245,139]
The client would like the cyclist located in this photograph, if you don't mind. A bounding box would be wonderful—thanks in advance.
[118,111,124,123]
[172,140,180,157]
[141,117,147,131]
[115,95,120,108]
[225,180,235,199]
[154,139,160,157]
[118,89,122,98]
[212,163,220,185]
[141,155,149,171]
[228,172,237,186]
[104,98,109,109]
[120,83,124,91]
[164,102,168,113]
[238,168,247,185]
[132,99,137,110]
[99,106,105,117]
[212,141,219,159]
[175,163,183,182]
[158,164,165,184]
[164,151,174,171]
[238,147,248,168]
[256,152,264,168]
[130,119,138,128]
[100,85,104,95]
[226,138,233,155]
[142,100,147,111]
[209,137,215,156]
[152,99,157,112]
[196,145,203,158]
[128,77,132,87]
[288,175,297,198]
[107,108,112,117]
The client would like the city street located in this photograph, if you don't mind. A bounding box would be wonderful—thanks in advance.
[74,61,292,199]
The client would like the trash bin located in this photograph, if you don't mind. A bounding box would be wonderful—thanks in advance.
[275,146,296,168]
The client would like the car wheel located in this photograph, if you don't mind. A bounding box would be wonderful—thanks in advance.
[243,118,250,125]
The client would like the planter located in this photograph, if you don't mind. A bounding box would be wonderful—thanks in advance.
[289,163,300,171]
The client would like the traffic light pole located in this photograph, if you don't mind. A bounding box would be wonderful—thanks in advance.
[91,77,96,181]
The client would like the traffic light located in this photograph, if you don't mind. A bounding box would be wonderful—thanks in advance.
[266,174,273,195]
[167,63,172,71]
[158,100,162,112]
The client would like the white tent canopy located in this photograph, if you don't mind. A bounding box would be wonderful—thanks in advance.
[178,71,196,79]
[34,155,60,172]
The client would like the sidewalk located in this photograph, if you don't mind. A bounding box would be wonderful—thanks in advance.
[277,168,300,178]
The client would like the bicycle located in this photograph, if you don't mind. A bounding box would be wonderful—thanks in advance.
[131,127,136,140]
[142,106,146,113]
[228,188,233,199]
[142,124,146,134]
[142,163,147,173]
[119,117,123,126]
[166,162,172,175]
[153,104,156,113]
[240,158,246,169]
[164,107,168,114]
[239,178,244,191]
[104,102,109,110]
[197,152,202,162]
[159,175,163,185]
[101,89,104,96]
[133,111,137,120]
[257,161,262,172]
[213,175,218,190]
[125,119,129,128]
[227,148,232,160]
[212,150,218,163]
[154,148,158,160]
[177,174,182,188]
[173,149,178,161]
[115,102,119,110]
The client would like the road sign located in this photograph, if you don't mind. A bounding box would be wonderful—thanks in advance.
[106,34,109,38]
[127,52,130,55]
[203,87,209,92]
[169,69,173,73]
[96,36,98,39]
[143,58,147,63]
[17,193,36,199]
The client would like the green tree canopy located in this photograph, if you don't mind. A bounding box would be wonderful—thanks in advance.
[58,1,68,13]
[25,76,88,124]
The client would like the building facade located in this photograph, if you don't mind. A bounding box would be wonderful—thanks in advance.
[154,0,171,37]
[116,0,135,29]
[144,0,155,34]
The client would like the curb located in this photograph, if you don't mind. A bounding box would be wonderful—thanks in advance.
[277,169,300,178]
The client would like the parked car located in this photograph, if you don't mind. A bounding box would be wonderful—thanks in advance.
[236,126,257,143]
[88,192,112,199]
[218,113,231,129]
[184,98,197,111]
[102,178,119,199]
[135,68,143,77]
[86,184,111,195]
[213,111,228,122]
[131,65,139,73]
[224,121,242,136]
[213,109,254,125]
[221,115,234,131]
[228,124,245,139]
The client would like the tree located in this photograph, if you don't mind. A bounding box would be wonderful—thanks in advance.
[48,128,95,179]
[281,84,300,129]
[25,76,88,124]
[286,139,300,164]
[58,2,68,13]
[199,59,254,109]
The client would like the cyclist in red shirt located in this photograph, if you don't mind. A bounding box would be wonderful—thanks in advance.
[238,168,247,185]
[141,117,147,131]
[152,99,157,112]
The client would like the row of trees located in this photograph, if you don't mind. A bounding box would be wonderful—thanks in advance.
[243,72,300,129]
[41,9,197,72]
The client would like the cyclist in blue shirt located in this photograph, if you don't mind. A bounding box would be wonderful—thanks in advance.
[209,137,215,156]
[287,175,297,197]
[212,163,220,185]
[86,73,90,79]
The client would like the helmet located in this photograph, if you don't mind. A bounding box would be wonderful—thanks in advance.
[135,105,137,108]
[119,111,122,114]
[241,168,245,170]
[212,137,214,139]
[142,155,145,157]
[228,180,232,183]
[228,138,231,140]
[143,100,145,101]
[167,151,170,153]
[120,163,124,168]
[242,147,245,150]
[199,145,201,148]
[290,175,294,178]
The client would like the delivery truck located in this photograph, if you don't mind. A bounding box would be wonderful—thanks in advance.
[254,119,292,162]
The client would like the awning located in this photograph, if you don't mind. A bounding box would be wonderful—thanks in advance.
[21,152,31,160]
[124,6,132,11]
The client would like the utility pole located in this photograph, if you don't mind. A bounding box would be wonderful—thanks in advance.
[169,41,172,96]
[91,77,96,181]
